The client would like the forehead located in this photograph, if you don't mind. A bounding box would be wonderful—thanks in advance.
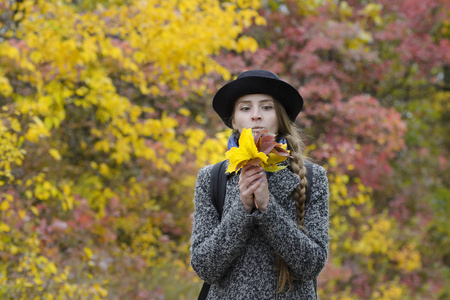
[235,94,275,104]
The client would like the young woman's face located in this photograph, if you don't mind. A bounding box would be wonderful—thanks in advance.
[232,94,279,135]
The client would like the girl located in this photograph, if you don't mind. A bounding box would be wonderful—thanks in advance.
[190,70,329,299]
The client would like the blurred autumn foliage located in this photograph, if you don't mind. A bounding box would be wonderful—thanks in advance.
[0,0,448,299]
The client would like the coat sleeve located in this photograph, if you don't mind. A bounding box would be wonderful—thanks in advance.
[257,164,329,281]
[190,165,256,284]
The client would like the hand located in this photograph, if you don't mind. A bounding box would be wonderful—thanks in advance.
[239,165,269,213]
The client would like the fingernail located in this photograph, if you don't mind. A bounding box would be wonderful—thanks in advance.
[259,172,264,175]
[259,178,263,182]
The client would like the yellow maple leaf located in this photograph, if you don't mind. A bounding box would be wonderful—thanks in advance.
[225,128,268,173]
[225,128,290,174]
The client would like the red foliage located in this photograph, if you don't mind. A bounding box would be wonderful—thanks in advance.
[216,0,449,189]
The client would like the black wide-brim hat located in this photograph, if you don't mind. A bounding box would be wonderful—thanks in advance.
[213,70,303,128]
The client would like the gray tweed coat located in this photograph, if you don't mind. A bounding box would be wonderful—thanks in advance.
[190,161,329,299]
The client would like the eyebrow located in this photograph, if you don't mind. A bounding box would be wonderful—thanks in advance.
[236,99,274,104]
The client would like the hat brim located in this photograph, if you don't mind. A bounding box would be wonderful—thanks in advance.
[213,76,303,128]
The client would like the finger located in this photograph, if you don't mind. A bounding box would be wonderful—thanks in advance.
[240,174,261,192]
[252,175,268,198]
[242,164,263,176]
[246,178,263,195]
[240,169,264,185]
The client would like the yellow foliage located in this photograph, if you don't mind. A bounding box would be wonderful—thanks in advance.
[84,247,94,260]
[351,218,394,257]
[0,200,10,211]
[30,206,39,216]
[294,0,331,16]
[329,156,338,167]
[347,30,373,50]
[327,159,423,277]
[372,281,406,300]
[339,1,353,18]
[0,0,265,297]
[0,73,13,97]
[132,221,162,264]
[48,148,62,160]
[1,0,263,174]
[0,222,11,232]
[24,117,50,143]
[0,111,27,184]
[2,228,107,299]
[360,3,383,25]
[388,243,422,272]
[329,173,371,207]
[195,138,228,166]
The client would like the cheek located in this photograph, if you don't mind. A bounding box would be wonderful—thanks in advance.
[269,113,279,132]
[232,112,246,125]
[231,119,237,130]
[231,113,242,130]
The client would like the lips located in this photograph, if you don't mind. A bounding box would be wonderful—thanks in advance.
[252,127,264,132]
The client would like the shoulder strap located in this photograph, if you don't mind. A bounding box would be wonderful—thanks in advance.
[197,282,210,300]
[210,160,228,221]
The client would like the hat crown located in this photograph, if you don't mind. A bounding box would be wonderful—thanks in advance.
[237,70,280,80]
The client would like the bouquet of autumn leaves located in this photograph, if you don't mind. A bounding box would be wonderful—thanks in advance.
[225,128,291,174]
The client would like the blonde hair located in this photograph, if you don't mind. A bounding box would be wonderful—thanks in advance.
[274,99,308,293]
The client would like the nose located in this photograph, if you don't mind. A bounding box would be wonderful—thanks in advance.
[251,109,261,121]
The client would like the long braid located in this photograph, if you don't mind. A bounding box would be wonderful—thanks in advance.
[286,134,308,230]
[274,101,308,293]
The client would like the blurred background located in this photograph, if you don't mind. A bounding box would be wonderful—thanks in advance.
[0,0,448,299]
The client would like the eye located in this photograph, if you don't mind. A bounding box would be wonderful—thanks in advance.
[262,105,273,110]
[240,106,251,111]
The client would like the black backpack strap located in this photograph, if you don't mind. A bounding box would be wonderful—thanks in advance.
[197,282,210,300]
[210,160,228,221]
[199,160,228,300]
